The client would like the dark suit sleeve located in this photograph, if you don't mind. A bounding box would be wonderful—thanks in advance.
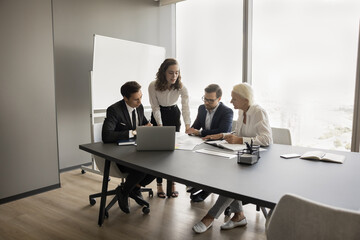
[102,106,130,143]
[138,105,149,126]
[200,107,234,137]
[191,105,203,130]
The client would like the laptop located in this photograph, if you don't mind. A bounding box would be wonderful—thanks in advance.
[136,126,176,151]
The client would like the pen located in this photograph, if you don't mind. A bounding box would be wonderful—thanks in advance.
[245,141,252,154]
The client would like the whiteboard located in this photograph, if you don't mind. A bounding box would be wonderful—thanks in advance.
[91,35,166,110]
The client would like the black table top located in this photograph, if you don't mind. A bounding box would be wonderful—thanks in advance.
[80,142,360,211]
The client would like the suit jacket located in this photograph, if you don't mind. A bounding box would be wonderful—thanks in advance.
[102,99,149,143]
[191,102,233,137]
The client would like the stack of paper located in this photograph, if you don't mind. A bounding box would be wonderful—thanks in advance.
[195,149,237,158]
[175,133,204,150]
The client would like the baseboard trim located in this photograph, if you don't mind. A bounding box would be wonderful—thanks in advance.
[0,183,61,205]
[60,162,92,173]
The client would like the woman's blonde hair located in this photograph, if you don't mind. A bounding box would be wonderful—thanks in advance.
[232,83,254,106]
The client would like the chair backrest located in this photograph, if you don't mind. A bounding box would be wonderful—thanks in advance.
[232,124,292,145]
[92,122,127,178]
[266,194,360,240]
[271,127,292,145]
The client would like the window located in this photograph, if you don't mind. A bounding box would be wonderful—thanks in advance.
[252,0,360,150]
[176,0,243,121]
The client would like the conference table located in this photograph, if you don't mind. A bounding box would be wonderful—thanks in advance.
[79,142,360,226]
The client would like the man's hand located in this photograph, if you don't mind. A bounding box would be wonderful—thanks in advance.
[186,127,200,136]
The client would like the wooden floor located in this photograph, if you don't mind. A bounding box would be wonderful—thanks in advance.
[0,169,267,240]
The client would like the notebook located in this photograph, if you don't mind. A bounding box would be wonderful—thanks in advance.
[136,126,176,151]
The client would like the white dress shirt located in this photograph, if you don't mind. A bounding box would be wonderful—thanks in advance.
[148,80,191,126]
[230,104,273,146]
[205,103,220,130]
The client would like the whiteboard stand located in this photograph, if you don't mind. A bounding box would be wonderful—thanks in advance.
[80,112,105,175]
[80,71,103,176]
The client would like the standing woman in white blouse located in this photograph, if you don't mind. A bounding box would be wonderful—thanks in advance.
[148,58,191,198]
[192,83,272,234]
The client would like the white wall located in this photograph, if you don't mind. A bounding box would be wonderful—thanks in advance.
[0,0,59,200]
[52,0,175,169]
[0,0,174,201]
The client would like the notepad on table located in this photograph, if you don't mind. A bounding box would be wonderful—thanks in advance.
[117,139,136,146]
[205,140,267,152]
[205,140,246,151]
[300,151,345,164]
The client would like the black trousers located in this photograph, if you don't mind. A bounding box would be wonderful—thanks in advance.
[116,164,156,194]
[151,105,181,184]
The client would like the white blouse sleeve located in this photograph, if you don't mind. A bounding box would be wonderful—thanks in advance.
[148,81,163,125]
[243,108,272,146]
[180,85,191,125]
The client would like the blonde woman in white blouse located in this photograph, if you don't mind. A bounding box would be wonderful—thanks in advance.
[148,58,191,198]
[193,83,272,234]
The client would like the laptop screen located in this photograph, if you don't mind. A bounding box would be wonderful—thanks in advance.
[136,126,176,151]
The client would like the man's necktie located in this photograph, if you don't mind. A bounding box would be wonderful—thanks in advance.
[132,109,136,130]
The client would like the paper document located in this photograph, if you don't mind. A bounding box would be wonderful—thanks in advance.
[205,140,267,152]
[195,149,237,158]
[175,133,204,150]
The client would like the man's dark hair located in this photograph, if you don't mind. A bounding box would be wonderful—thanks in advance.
[205,84,222,98]
[120,81,141,99]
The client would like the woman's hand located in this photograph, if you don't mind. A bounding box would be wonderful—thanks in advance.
[184,124,191,133]
[223,134,243,144]
[202,133,223,140]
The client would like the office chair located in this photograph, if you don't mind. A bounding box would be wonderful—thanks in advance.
[88,123,153,218]
[224,127,292,218]
[254,127,292,216]
[266,194,360,240]
[271,127,292,145]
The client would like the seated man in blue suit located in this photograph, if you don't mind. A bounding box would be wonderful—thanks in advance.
[102,81,155,214]
[186,84,233,202]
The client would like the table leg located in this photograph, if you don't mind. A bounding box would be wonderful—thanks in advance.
[98,159,110,226]
[166,180,172,198]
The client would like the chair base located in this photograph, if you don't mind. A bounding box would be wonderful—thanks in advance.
[89,185,153,217]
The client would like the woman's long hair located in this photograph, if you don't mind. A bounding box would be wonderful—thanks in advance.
[155,58,182,91]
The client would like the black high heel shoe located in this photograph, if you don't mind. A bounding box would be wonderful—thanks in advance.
[157,183,166,198]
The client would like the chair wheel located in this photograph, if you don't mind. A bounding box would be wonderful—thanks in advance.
[81,169,86,174]
[224,207,231,216]
[105,210,109,218]
[90,198,96,206]
[149,190,154,198]
[142,207,150,214]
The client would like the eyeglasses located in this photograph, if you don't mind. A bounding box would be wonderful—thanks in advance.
[202,96,218,104]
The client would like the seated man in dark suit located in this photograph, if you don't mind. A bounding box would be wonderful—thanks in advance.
[102,81,155,214]
[186,84,233,202]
